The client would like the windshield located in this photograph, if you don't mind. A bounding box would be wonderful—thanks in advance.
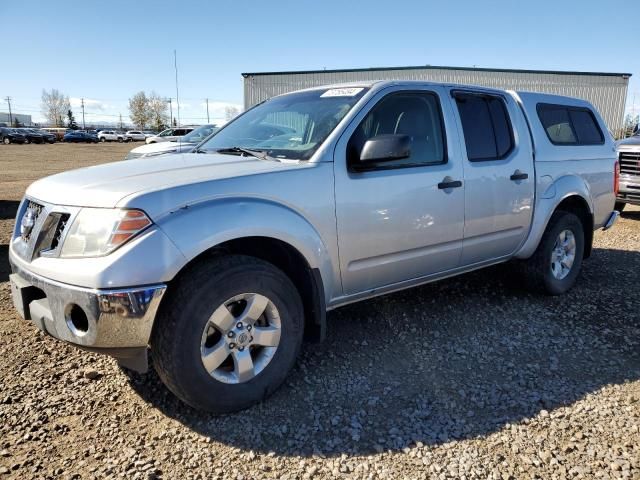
[198,87,369,160]
[182,124,219,143]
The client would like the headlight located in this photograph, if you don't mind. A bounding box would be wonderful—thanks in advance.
[60,208,152,258]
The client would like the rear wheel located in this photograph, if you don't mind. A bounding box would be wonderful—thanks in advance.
[151,255,304,413]
[24,138,30,144]
[100,137,106,142]
[524,211,585,295]
[2,137,9,145]
[615,202,626,213]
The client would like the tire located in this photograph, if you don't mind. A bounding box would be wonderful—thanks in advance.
[524,211,585,295]
[100,137,106,142]
[151,255,304,413]
[118,137,123,143]
[24,138,30,144]
[615,202,626,213]
[2,137,9,145]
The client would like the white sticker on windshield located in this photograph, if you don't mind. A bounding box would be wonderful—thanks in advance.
[320,88,364,98]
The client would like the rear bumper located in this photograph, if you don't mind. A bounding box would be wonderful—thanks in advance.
[9,262,166,369]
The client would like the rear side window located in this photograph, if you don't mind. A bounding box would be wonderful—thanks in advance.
[454,92,514,161]
[537,103,604,145]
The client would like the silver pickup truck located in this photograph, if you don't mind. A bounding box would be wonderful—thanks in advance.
[9,81,619,413]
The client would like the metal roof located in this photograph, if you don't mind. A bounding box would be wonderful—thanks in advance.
[242,64,632,78]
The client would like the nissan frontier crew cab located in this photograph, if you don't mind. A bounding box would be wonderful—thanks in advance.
[9,81,619,413]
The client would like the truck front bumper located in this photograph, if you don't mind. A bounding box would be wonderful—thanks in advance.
[9,262,166,372]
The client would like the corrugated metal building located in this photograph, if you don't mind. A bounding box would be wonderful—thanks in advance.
[0,112,33,127]
[242,65,631,134]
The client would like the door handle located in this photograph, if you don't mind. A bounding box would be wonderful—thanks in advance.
[437,178,463,190]
[510,170,528,181]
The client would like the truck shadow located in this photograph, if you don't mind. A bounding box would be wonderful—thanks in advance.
[0,200,19,220]
[127,246,640,457]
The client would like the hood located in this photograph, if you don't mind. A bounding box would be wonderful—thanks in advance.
[129,140,196,156]
[26,153,303,210]
[617,135,640,148]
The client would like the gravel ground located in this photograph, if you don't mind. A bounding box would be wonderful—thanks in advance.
[0,144,639,479]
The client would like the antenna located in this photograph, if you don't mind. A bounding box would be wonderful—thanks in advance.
[174,50,180,126]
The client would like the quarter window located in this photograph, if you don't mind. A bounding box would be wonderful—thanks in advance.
[347,92,446,170]
[454,92,514,161]
[537,103,604,145]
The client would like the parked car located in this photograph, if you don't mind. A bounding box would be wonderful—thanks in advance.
[41,128,70,141]
[31,129,56,144]
[142,130,157,138]
[20,128,47,144]
[0,127,26,144]
[125,124,220,159]
[97,130,126,142]
[145,127,194,144]
[615,128,640,211]
[124,130,146,142]
[8,81,619,413]
[62,131,98,143]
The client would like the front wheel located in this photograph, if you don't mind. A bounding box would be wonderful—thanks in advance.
[2,137,9,145]
[615,202,626,213]
[524,211,584,295]
[151,255,304,413]
[100,137,106,142]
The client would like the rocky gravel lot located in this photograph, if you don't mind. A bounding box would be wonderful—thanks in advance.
[0,144,639,479]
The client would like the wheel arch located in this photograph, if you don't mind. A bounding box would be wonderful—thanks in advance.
[516,174,594,259]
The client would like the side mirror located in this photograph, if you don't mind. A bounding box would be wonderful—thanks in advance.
[360,134,411,163]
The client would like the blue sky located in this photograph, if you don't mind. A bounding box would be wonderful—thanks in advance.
[1,0,638,125]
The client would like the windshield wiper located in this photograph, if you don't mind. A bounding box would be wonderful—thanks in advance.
[215,146,279,162]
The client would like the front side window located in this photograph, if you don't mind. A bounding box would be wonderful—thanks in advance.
[347,91,446,170]
[454,92,514,161]
[199,87,368,160]
[537,104,604,145]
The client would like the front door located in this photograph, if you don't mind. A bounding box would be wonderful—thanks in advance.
[334,86,465,295]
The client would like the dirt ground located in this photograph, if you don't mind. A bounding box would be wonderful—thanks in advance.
[0,143,638,479]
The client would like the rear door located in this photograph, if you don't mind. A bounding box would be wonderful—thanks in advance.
[334,85,465,295]
[450,90,534,265]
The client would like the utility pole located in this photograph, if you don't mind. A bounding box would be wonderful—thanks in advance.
[174,50,180,126]
[119,113,123,130]
[5,97,12,125]
[81,98,86,130]
[206,98,210,123]
[167,98,173,127]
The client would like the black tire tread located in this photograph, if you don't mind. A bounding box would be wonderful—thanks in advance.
[151,254,303,413]
[524,210,584,296]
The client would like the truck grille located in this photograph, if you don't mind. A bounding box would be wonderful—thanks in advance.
[15,199,73,261]
[20,201,44,242]
[619,151,640,176]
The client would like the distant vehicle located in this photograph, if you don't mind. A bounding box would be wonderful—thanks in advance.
[42,128,71,141]
[124,131,146,142]
[0,127,26,144]
[20,128,47,144]
[31,129,56,144]
[142,130,157,137]
[125,124,220,159]
[145,127,195,144]
[97,130,126,142]
[63,131,98,143]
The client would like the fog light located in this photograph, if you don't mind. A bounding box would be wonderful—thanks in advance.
[65,304,89,336]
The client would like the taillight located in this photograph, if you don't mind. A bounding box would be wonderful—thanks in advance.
[614,160,620,197]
